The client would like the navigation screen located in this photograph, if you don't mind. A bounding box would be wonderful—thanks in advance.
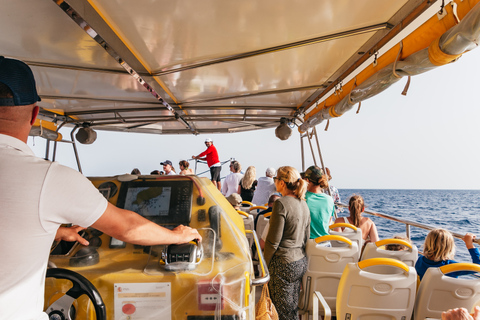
[124,186,172,217]
[117,180,192,226]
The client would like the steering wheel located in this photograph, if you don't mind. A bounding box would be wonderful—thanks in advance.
[45,268,106,320]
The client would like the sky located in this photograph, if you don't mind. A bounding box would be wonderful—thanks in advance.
[27,47,480,190]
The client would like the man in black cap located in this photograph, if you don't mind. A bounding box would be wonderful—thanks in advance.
[0,57,201,319]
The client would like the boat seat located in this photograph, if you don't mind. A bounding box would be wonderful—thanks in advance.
[299,235,359,319]
[238,210,254,248]
[336,258,417,320]
[329,223,363,261]
[360,239,418,273]
[248,205,267,221]
[413,263,480,320]
[255,211,271,241]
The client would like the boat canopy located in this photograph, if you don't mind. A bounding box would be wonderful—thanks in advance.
[2,0,480,136]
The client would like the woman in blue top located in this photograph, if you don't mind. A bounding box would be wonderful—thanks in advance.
[415,228,480,280]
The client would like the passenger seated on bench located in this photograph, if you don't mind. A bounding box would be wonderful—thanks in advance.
[442,306,480,320]
[415,228,480,280]
[333,194,379,243]
[226,193,243,210]
[385,234,411,251]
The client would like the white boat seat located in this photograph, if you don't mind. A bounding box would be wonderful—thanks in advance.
[329,223,363,261]
[413,263,480,320]
[238,210,254,248]
[299,235,359,318]
[361,238,418,273]
[336,258,417,320]
[248,205,267,221]
[255,209,271,234]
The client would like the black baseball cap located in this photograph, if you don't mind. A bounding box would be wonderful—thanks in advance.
[0,56,41,106]
[160,160,173,166]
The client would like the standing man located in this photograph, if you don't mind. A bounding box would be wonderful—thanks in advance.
[0,57,201,319]
[252,167,277,206]
[192,138,222,191]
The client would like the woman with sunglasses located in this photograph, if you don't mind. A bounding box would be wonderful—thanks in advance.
[264,166,310,320]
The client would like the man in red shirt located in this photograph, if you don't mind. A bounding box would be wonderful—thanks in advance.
[192,138,222,191]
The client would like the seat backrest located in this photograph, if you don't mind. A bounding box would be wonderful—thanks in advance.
[248,205,267,220]
[361,239,418,269]
[336,258,417,320]
[299,235,359,315]
[413,263,480,320]
[329,223,363,261]
[255,212,270,242]
[238,211,254,247]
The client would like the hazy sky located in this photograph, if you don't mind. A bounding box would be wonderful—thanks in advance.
[27,47,480,190]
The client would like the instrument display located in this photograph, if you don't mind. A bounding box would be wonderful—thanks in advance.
[117,180,193,227]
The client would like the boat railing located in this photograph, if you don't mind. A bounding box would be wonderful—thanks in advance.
[190,157,235,180]
[336,202,480,245]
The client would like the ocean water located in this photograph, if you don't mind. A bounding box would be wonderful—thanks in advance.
[337,189,480,261]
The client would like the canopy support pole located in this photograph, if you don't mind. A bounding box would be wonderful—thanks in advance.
[300,127,331,196]
[70,125,83,174]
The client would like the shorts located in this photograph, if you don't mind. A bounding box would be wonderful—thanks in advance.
[210,166,221,182]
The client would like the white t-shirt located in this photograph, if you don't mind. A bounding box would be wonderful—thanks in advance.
[222,172,243,197]
[0,134,108,320]
[251,176,276,206]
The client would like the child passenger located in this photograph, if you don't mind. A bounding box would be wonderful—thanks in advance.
[385,234,411,251]
[415,228,480,280]
[333,194,379,243]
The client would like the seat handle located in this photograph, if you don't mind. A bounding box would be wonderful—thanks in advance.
[329,223,358,231]
[375,238,413,250]
[358,258,409,273]
[440,262,480,274]
[315,235,353,246]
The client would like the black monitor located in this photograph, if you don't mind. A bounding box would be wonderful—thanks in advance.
[117,179,192,227]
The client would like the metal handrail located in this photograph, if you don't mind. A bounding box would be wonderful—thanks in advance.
[246,230,270,286]
[191,157,235,179]
[336,202,480,245]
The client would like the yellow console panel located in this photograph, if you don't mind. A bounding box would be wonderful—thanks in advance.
[46,175,262,320]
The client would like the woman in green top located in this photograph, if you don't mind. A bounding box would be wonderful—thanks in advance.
[264,166,310,320]
[304,165,335,238]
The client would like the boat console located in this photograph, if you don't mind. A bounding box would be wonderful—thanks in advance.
[46,175,267,320]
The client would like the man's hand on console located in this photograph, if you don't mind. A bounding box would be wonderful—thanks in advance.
[172,225,202,244]
[55,226,89,246]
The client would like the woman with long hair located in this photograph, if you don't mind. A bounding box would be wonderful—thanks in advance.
[333,194,379,243]
[237,166,257,202]
[264,166,310,320]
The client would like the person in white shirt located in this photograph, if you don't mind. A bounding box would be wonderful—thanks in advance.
[222,160,243,197]
[251,167,276,206]
[0,56,201,320]
[160,160,176,175]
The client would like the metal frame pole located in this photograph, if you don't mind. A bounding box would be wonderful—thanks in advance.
[70,126,83,173]
[300,133,305,172]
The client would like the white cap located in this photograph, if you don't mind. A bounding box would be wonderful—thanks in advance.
[205,138,213,143]
[266,167,276,177]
